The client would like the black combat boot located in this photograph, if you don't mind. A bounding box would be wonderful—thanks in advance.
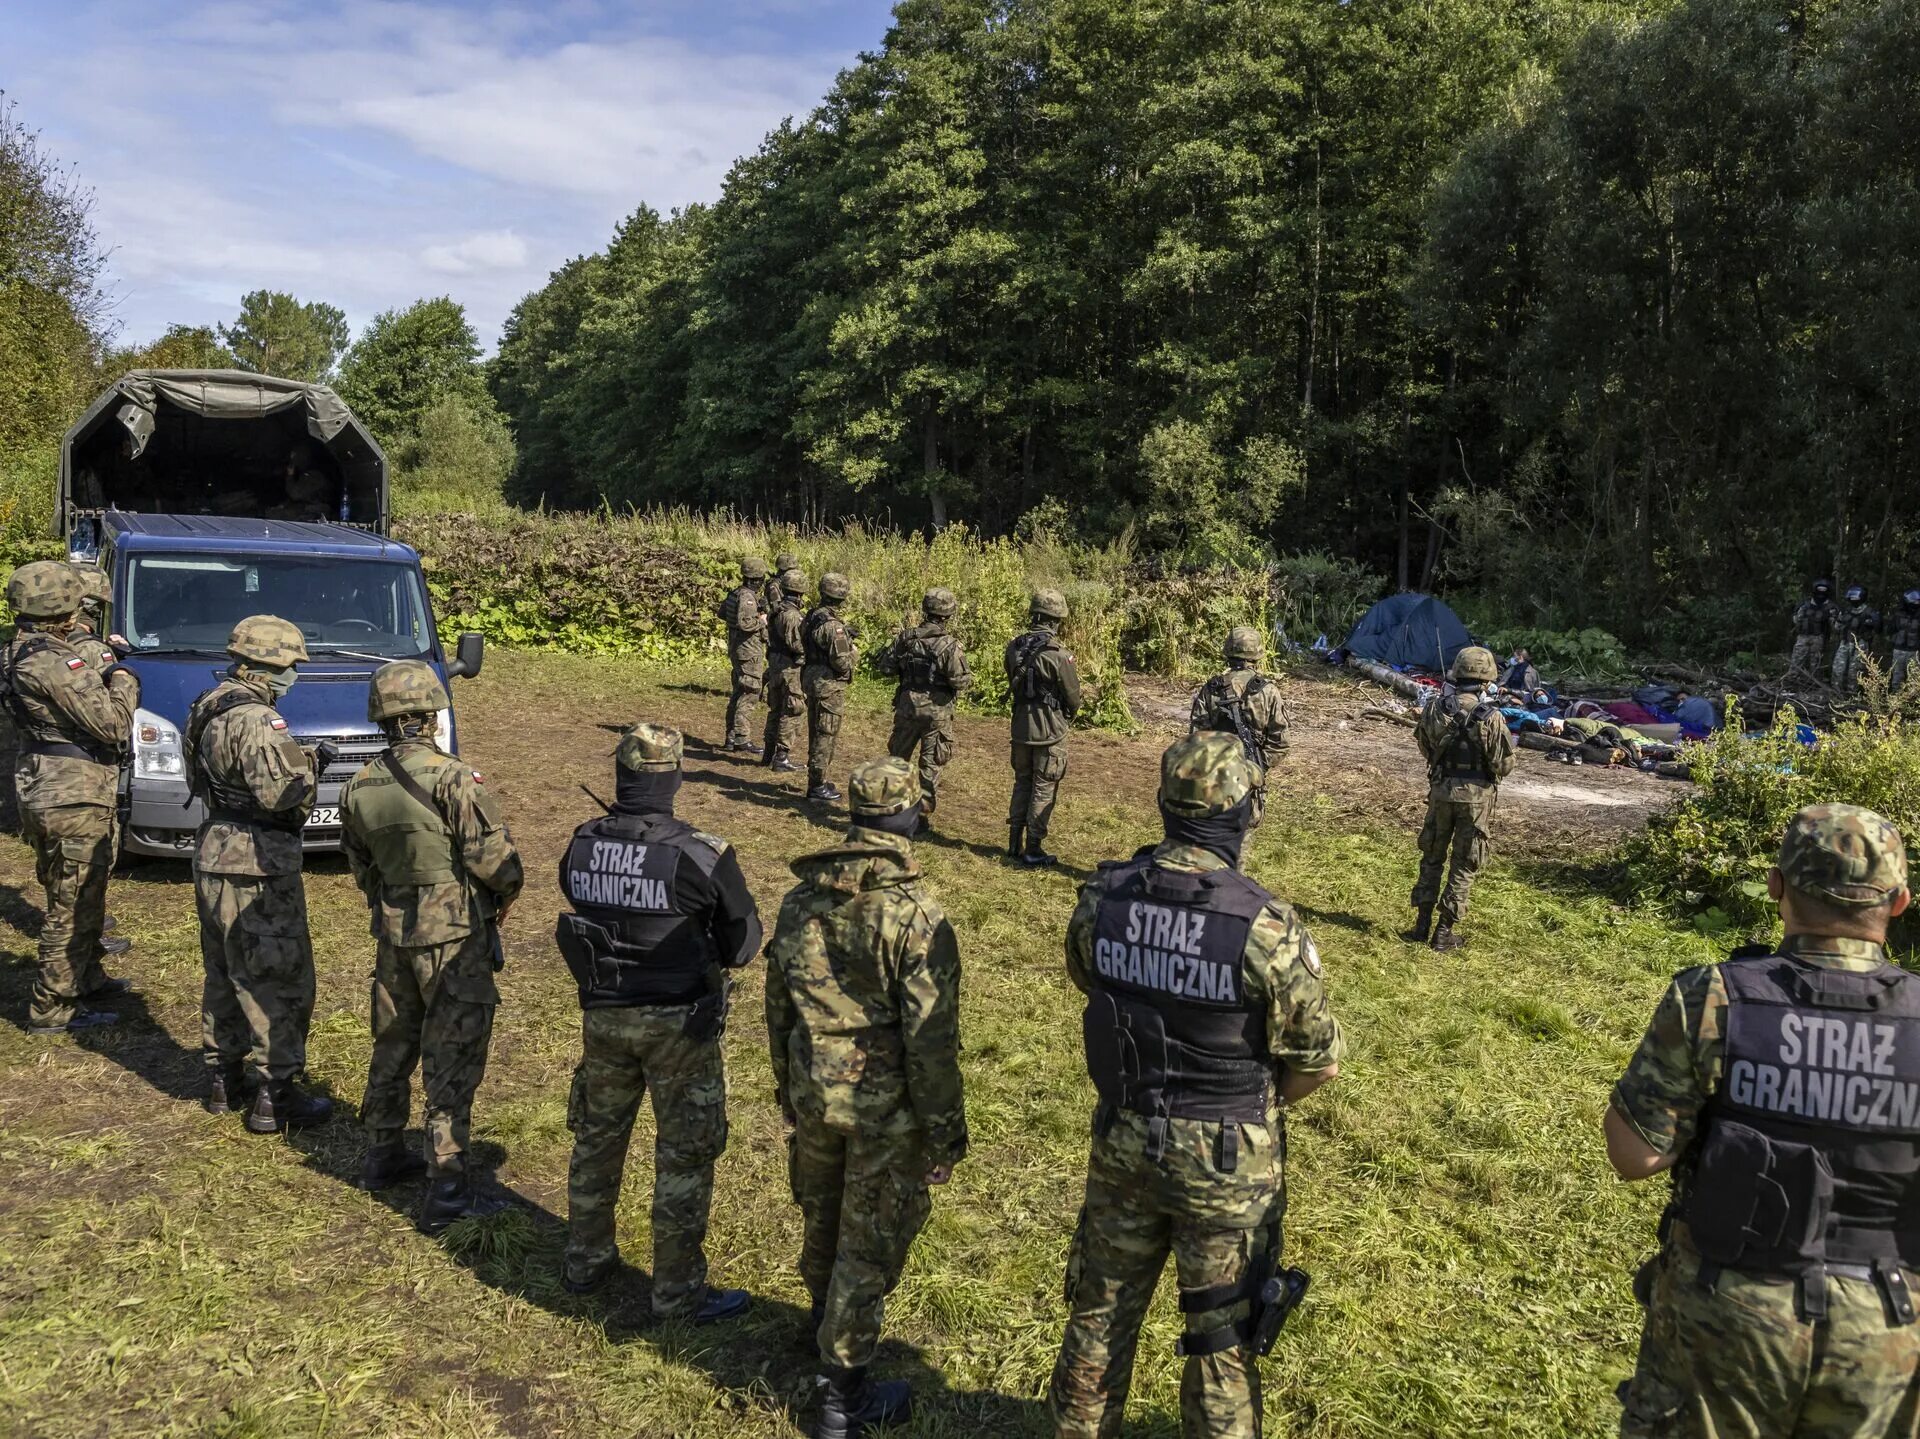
[85,974,134,998]
[247,1077,334,1134]
[98,934,133,958]
[729,739,763,756]
[563,1255,619,1295]
[1401,906,1433,944]
[807,778,843,804]
[418,1175,511,1235]
[1007,825,1025,860]
[29,1008,118,1036]
[204,1062,247,1115]
[355,1143,428,1191]
[692,1287,751,1325]
[815,1366,912,1439]
[769,750,798,773]
[1430,924,1464,954]
[1021,843,1058,869]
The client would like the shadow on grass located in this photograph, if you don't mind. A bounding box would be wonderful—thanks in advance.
[1509,852,1631,902]
[1292,903,1373,935]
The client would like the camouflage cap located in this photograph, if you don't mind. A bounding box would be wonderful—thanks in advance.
[367,659,449,721]
[1031,588,1068,621]
[1450,645,1498,683]
[1224,625,1264,662]
[1159,731,1258,818]
[1778,803,1909,908]
[848,756,920,818]
[923,586,958,618]
[775,552,801,573]
[741,556,769,581]
[780,568,808,596]
[6,560,83,620]
[616,722,683,773]
[820,572,851,603]
[228,615,309,667]
[70,564,112,608]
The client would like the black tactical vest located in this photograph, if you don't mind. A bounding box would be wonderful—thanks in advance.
[1684,950,1920,1278]
[556,813,722,1008]
[897,628,941,692]
[1431,695,1495,783]
[1083,854,1272,1129]
[1010,630,1059,708]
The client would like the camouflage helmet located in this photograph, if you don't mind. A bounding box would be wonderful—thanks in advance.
[367,659,448,721]
[1159,731,1258,819]
[227,615,309,667]
[775,552,801,574]
[70,564,112,609]
[617,722,683,773]
[1030,588,1069,622]
[1224,625,1264,663]
[819,572,852,603]
[740,556,769,581]
[6,560,83,620]
[1778,803,1909,909]
[780,568,808,596]
[1449,645,1498,684]
[849,756,920,818]
[922,586,958,618]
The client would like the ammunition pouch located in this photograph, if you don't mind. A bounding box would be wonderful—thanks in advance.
[1685,1119,1835,1276]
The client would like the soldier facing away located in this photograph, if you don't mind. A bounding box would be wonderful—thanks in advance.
[1405,645,1515,953]
[1609,803,1920,1438]
[556,722,762,1322]
[342,660,525,1233]
[765,551,801,619]
[1006,588,1083,868]
[186,615,332,1130]
[720,556,769,754]
[763,568,810,774]
[1833,584,1882,694]
[4,560,139,1034]
[1892,589,1920,692]
[1790,578,1837,682]
[878,587,972,832]
[1189,625,1290,828]
[65,565,129,941]
[765,757,968,1438]
[801,573,858,805]
[1050,731,1343,1439]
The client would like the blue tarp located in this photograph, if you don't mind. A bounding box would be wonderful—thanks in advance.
[1344,592,1473,671]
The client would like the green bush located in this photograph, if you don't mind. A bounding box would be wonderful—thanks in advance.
[390,393,517,515]
[1481,625,1634,685]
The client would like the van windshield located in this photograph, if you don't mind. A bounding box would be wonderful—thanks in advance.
[123,553,433,658]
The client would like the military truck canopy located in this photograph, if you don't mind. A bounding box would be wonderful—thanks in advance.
[60,370,387,538]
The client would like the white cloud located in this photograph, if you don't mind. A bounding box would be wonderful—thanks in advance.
[423,230,532,275]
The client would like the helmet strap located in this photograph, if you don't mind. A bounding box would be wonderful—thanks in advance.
[384,713,438,742]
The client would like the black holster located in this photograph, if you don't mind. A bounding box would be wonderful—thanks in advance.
[685,977,732,1043]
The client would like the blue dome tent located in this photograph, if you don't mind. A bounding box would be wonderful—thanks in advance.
[1344,592,1472,672]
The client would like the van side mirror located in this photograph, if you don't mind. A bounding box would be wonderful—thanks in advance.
[447,632,485,679]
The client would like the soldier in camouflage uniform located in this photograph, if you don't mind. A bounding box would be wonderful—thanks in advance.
[763,568,810,775]
[1006,589,1083,867]
[1890,589,1920,692]
[877,587,971,831]
[1406,645,1515,953]
[802,573,858,805]
[186,616,331,1128]
[64,564,127,943]
[1051,732,1343,1439]
[4,561,139,1034]
[721,557,769,754]
[766,757,968,1438]
[1833,584,1882,694]
[1790,579,1837,682]
[766,552,801,618]
[342,660,525,1232]
[556,723,762,1323]
[1189,626,1291,828]
[1609,803,1920,1439]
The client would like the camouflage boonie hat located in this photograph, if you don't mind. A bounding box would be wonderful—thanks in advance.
[923,587,958,618]
[1450,645,1498,683]
[820,572,851,602]
[741,556,769,581]
[6,560,83,620]
[1224,625,1264,662]
[228,615,309,667]
[1779,804,1909,908]
[1159,731,1258,818]
[780,568,808,596]
[849,757,920,818]
[70,564,112,608]
[775,552,801,573]
[367,659,448,721]
[617,722,683,773]
[1031,588,1068,621]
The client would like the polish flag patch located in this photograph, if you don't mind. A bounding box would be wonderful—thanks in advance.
[65,657,85,670]
[268,717,288,731]
[471,771,484,784]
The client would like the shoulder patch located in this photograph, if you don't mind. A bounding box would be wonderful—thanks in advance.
[267,716,288,731]
[65,657,85,671]
[471,771,484,784]
[691,829,729,856]
[1301,933,1322,977]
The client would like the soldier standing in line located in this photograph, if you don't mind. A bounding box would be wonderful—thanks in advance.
[766,758,967,1438]
[802,573,858,805]
[1050,732,1343,1439]
[1833,584,1882,694]
[1005,588,1082,868]
[4,561,139,1035]
[342,660,524,1233]
[1609,804,1920,1438]
[763,568,809,775]
[721,557,769,754]
[1189,625,1291,828]
[66,564,128,942]
[185,616,332,1128]
[556,722,762,1322]
[1789,578,1837,682]
[765,551,801,618]
[877,587,971,834]
[1405,645,1515,953]
[1891,588,1920,692]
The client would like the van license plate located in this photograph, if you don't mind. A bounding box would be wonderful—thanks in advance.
[306,806,341,829]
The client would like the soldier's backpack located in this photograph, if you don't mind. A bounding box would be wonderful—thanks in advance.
[1429,694,1498,784]
[896,629,941,691]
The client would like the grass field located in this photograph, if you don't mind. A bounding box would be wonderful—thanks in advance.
[0,651,1714,1438]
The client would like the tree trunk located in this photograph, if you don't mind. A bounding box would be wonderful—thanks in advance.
[924,412,947,531]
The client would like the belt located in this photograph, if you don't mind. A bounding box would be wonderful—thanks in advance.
[21,739,114,764]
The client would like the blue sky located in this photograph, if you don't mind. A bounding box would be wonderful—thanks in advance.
[1,0,896,349]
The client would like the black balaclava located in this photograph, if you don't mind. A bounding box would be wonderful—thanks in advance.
[614,768,682,816]
[1160,793,1257,869]
[854,803,922,838]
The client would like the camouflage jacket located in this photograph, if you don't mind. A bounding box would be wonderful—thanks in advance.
[4,622,137,811]
[1838,602,1882,648]
[1890,608,1920,652]
[1005,628,1082,745]
[65,620,117,674]
[767,599,807,672]
[802,605,857,687]
[1793,597,1837,639]
[764,826,968,1165]
[720,583,767,648]
[341,738,525,946]
[880,621,971,715]
[1189,668,1290,775]
[187,676,316,877]
[1415,689,1515,800]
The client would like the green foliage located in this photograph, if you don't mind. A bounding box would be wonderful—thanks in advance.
[389,392,516,515]
[336,297,487,449]
[216,290,349,381]
[1481,626,1633,685]
[1271,552,1385,647]
[103,323,235,374]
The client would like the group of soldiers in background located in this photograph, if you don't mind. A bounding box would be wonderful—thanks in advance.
[1791,576,1920,691]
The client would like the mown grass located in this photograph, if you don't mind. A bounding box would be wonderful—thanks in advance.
[0,651,1706,1437]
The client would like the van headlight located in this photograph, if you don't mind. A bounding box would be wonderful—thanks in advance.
[437,707,454,751]
[133,708,185,780]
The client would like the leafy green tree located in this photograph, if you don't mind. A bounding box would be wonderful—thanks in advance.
[335,297,487,449]
[391,392,516,512]
[102,324,234,375]
[217,290,350,381]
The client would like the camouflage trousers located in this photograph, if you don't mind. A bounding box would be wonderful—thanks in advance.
[565,1003,728,1318]
[1412,791,1497,927]
[1051,1109,1286,1439]
[888,707,955,811]
[806,680,849,789]
[1894,650,1917,693]
[196,870,315,1083]
[726,641,767,747]
[1789,635,1826,681]
[362,929,498,1177]
[21,801,113,1028]
[789,1113,932,1369]
[1010,741,1069,845]
[763,667,805,765]
[1620,1237,1920,1438]
[1833,642,1869,693]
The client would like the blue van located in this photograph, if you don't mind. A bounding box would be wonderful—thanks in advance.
[59,371,484,857]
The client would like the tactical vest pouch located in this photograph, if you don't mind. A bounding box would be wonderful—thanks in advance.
[1686,1119,1835,1272]
[555,913,611,992]
[1084,990,1172,1124]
